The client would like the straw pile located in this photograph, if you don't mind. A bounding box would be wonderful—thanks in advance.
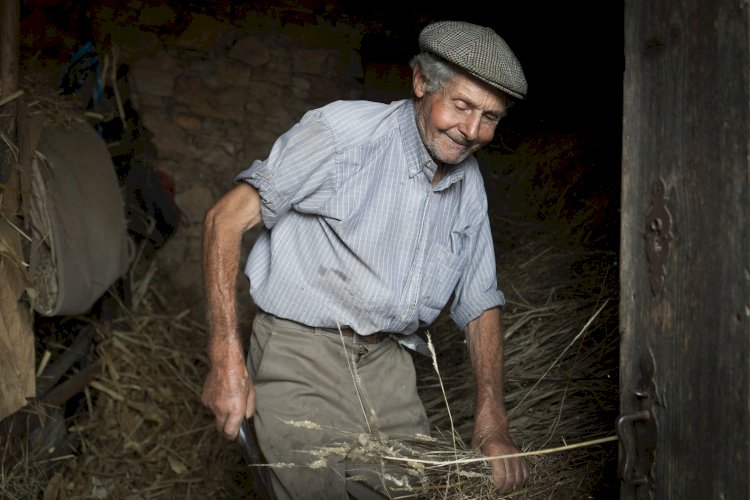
[0,135,619,498]
[328,220,620,499]
[282,213,619,499]
[0,257,253,498]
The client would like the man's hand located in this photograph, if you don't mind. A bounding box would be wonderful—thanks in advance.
[201,183,263,440]
[472,425,528,493]
[201,348,255,440]
[465,307,528,493]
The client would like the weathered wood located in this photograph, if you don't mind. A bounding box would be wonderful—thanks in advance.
[0,0,20,205]
[0,0,19,119]
[0,218,34,419]
[16,95,43,230]
[0,322,100,442]
[36,324,97,398]
[41,361,101,407]
[0,0,18,142]
[621,0,749,499]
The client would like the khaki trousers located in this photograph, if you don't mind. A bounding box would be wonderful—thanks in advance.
[249,312,430,500]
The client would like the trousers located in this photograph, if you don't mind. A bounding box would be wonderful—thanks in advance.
[248,312,430,499]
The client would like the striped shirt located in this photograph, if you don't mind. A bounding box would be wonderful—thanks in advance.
[235,98,504,335]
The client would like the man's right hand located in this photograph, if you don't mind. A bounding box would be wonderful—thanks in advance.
[201,183,264,440]
[201,351,256,440]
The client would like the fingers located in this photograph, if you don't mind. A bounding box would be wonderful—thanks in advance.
[220,411,244,440]
[245,383,256,420]
[491,456,529,494]
[208,394,250,440]
[220,384,256,439]
[201,370,255,440]
[474,429,528,493]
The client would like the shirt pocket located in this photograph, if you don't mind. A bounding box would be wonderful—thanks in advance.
[421,237,468,311]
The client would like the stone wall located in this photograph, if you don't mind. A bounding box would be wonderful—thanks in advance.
[20,1,621,329]
[122,13,378,325]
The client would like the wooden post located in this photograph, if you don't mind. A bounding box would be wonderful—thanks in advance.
[620,0,749,498]
[1,0,19,131]
[1,0,20,200]
[0,0,34,424]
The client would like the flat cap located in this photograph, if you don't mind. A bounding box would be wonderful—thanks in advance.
[418,20,527,99]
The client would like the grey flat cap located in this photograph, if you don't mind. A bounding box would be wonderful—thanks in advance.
[419,20,527,99]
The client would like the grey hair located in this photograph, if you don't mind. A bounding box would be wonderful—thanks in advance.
[409,52,455,93]
[409,51,516,109]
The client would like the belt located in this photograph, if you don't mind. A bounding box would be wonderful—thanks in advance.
[322,327,390,344]
[260,312,392,345]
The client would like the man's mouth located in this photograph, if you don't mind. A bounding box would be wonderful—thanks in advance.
[445,133,475,149]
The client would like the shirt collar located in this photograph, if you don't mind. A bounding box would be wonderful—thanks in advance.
[398,100,467,189]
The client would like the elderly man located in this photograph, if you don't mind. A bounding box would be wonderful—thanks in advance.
[201,20,529,499]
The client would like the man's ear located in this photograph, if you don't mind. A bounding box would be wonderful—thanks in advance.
[412,64,427,98]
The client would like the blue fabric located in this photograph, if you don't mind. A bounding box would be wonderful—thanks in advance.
[235,98,504,335]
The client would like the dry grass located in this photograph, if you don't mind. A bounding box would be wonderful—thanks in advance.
[1,222,619,499]
[1,130,620,498]
[283,221,619,499]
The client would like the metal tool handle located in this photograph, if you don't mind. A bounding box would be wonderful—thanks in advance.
[236,418,274,499]
[237,418,260,465]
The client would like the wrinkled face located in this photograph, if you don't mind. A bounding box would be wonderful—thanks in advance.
[413,66,507,166]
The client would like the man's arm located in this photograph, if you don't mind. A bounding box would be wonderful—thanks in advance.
[465,306,529,493]
[201,182,263,440]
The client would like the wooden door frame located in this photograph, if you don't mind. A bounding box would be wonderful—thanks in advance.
[620,1,749,498]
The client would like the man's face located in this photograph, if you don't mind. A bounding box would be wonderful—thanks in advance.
[413,66,507,166]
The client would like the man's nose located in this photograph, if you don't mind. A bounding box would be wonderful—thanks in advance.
[458,112,482,141]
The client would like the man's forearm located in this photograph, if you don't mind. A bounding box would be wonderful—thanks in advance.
[203,203,242,357]
[202,183,263,358]
[465,307,509,431]
[465,306,528,492]
[201,184,264,436]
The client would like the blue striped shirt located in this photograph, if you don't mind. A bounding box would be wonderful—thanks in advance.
[235,98,504,335]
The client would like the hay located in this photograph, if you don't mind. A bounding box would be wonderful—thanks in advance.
[409,222,619,498]
[332,430,617,499]
[1,70,88,128]
[296,220,619,498]
[1,134,619,498]
[55,288,249,498]
[0,217,618,499]
[0,263,252,498]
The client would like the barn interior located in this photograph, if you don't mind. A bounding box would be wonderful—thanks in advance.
[0,1,624,498]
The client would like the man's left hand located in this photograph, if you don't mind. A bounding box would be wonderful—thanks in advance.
[472,427,529,494]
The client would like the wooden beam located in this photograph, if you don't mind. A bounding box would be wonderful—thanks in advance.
[41,361,102,407]
[0,0,19,132]
[36,325,97,398]
[1,0,20,205]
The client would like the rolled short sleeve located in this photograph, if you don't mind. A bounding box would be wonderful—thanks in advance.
[450,208,505,331]
[234,110,338,229]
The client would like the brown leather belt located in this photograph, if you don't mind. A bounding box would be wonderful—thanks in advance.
[322,327,390,344]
